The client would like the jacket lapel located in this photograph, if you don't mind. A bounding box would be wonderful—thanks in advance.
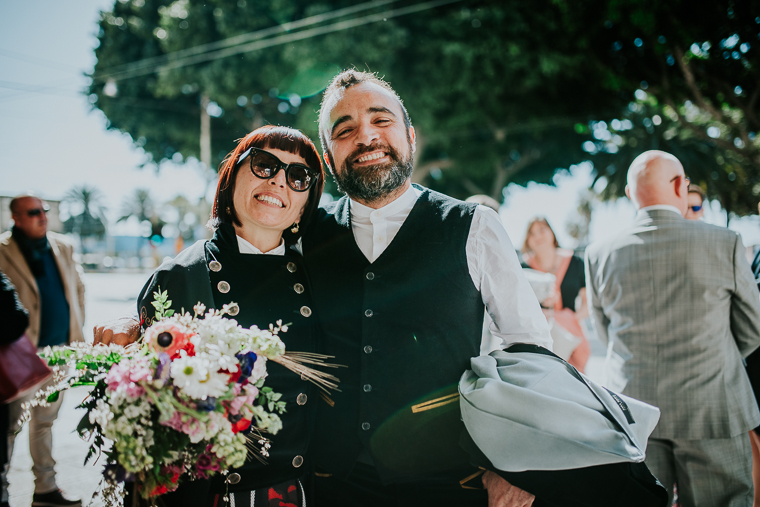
[1,237,38,296]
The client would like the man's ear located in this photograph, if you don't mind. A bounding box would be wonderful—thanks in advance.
[674,177,687,198]
[625,185,631,201]
[323,151,332,171]
[409,126,417,153]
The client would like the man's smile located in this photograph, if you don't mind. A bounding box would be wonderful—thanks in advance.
[354,150,388,164]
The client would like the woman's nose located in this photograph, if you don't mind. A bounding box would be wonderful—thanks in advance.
[269,167,288,187]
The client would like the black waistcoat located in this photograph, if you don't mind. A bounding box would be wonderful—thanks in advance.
[138,224,317,494]
[301,187,485,483]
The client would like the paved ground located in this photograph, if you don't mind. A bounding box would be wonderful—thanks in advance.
[6,271,609,506]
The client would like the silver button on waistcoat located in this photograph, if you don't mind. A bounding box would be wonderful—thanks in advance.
[364,345,373,354]
[364,309,373,317]
[297,393,307,405]
[366,272,375,280]
[361,422,371,431]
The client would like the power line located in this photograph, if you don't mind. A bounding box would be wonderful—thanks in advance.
[95,0,465,82]
[0,79,83,98]
[0,48,82,74]
[95,0,401,79]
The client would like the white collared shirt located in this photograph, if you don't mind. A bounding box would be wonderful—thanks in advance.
[236,236,287,255]
[348,185,553,352]
[639,204,684,216]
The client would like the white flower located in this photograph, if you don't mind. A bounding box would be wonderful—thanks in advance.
[171,356,228,399]
[249,356,268,383]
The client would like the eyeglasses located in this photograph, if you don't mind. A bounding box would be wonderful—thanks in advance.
[23,205,50,217]
[669,174,690,185]
[238,147,318,192]
[688,205,702,212]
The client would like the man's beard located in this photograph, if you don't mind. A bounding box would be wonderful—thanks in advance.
[333,143,414,203]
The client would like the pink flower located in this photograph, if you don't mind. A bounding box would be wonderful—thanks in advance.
[144,322,196,359]
[105,361,148,398]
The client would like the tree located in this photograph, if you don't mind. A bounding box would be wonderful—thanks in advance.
[88,0,760,213]
[118,188,166,245]
[62,185,107,251]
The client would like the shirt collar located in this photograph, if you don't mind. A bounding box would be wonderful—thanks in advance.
[236,235,286,255]
[349,184,419,222]
[639,204,684,216]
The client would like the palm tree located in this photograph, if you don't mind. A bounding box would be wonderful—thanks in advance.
[118,189,165,249]
[62,185,107,252]
[118,188,154,224]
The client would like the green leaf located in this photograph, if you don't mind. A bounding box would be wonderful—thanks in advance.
[47,391,60,403]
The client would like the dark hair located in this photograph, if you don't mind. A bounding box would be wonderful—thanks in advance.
[687,184,705,203]
[318,69,412,154]
[211,125,324,245]
[522,216,559,254]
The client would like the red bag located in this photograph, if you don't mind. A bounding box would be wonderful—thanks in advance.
[0,334,52,403]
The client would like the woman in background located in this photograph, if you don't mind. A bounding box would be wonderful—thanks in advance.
[521,217,591,372]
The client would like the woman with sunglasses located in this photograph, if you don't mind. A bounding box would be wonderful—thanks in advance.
[135,125,324,506]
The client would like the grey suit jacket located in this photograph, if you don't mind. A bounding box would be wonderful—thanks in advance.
[585,209,760,440]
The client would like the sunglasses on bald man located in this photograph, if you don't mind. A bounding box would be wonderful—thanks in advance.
[22,205,50,217]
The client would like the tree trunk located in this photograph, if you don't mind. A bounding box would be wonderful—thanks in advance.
[200,94,211,169]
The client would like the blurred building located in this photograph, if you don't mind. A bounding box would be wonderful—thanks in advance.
[0,194,63,233]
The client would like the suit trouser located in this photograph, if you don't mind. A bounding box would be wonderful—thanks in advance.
[4,377,64,495]
[645,434,753,507]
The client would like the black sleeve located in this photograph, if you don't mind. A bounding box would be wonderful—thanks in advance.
[559,255,586,311]
[0,270,29,345]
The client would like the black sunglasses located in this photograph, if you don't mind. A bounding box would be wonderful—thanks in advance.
[23,205,50,217]
[238,147,318,192]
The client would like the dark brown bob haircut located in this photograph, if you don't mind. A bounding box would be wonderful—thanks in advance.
[522,216,560,254]
[211,125,324,245]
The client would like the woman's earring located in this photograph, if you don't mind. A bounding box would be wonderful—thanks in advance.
[290,222,300,234]
[226,206,231,215]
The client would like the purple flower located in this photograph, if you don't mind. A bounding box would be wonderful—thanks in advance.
[196,397,217,412]
[155,353,171,386]
[235,351,258,382]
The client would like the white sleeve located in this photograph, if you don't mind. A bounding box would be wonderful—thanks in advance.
[467,206,553,351]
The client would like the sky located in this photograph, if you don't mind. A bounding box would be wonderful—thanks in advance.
[0,1,757,247]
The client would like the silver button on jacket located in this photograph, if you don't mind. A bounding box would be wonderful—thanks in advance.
[287,262,297,273]
[209,260,222,272]
[217,281,230,293]
[292,455,304,468]
[297,393,308,405]
[300,306,312,317]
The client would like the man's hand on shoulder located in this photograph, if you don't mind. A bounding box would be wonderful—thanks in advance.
[483,471,534,507]
[93,317,140,345]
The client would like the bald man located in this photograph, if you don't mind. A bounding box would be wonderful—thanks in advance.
[584,151,760,506]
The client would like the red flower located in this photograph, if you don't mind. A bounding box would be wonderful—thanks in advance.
[231,417,252,433]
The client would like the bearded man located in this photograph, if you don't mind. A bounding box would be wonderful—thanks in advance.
[300,70,551,506]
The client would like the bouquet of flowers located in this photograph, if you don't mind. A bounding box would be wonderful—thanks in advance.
[31,290,337,505]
